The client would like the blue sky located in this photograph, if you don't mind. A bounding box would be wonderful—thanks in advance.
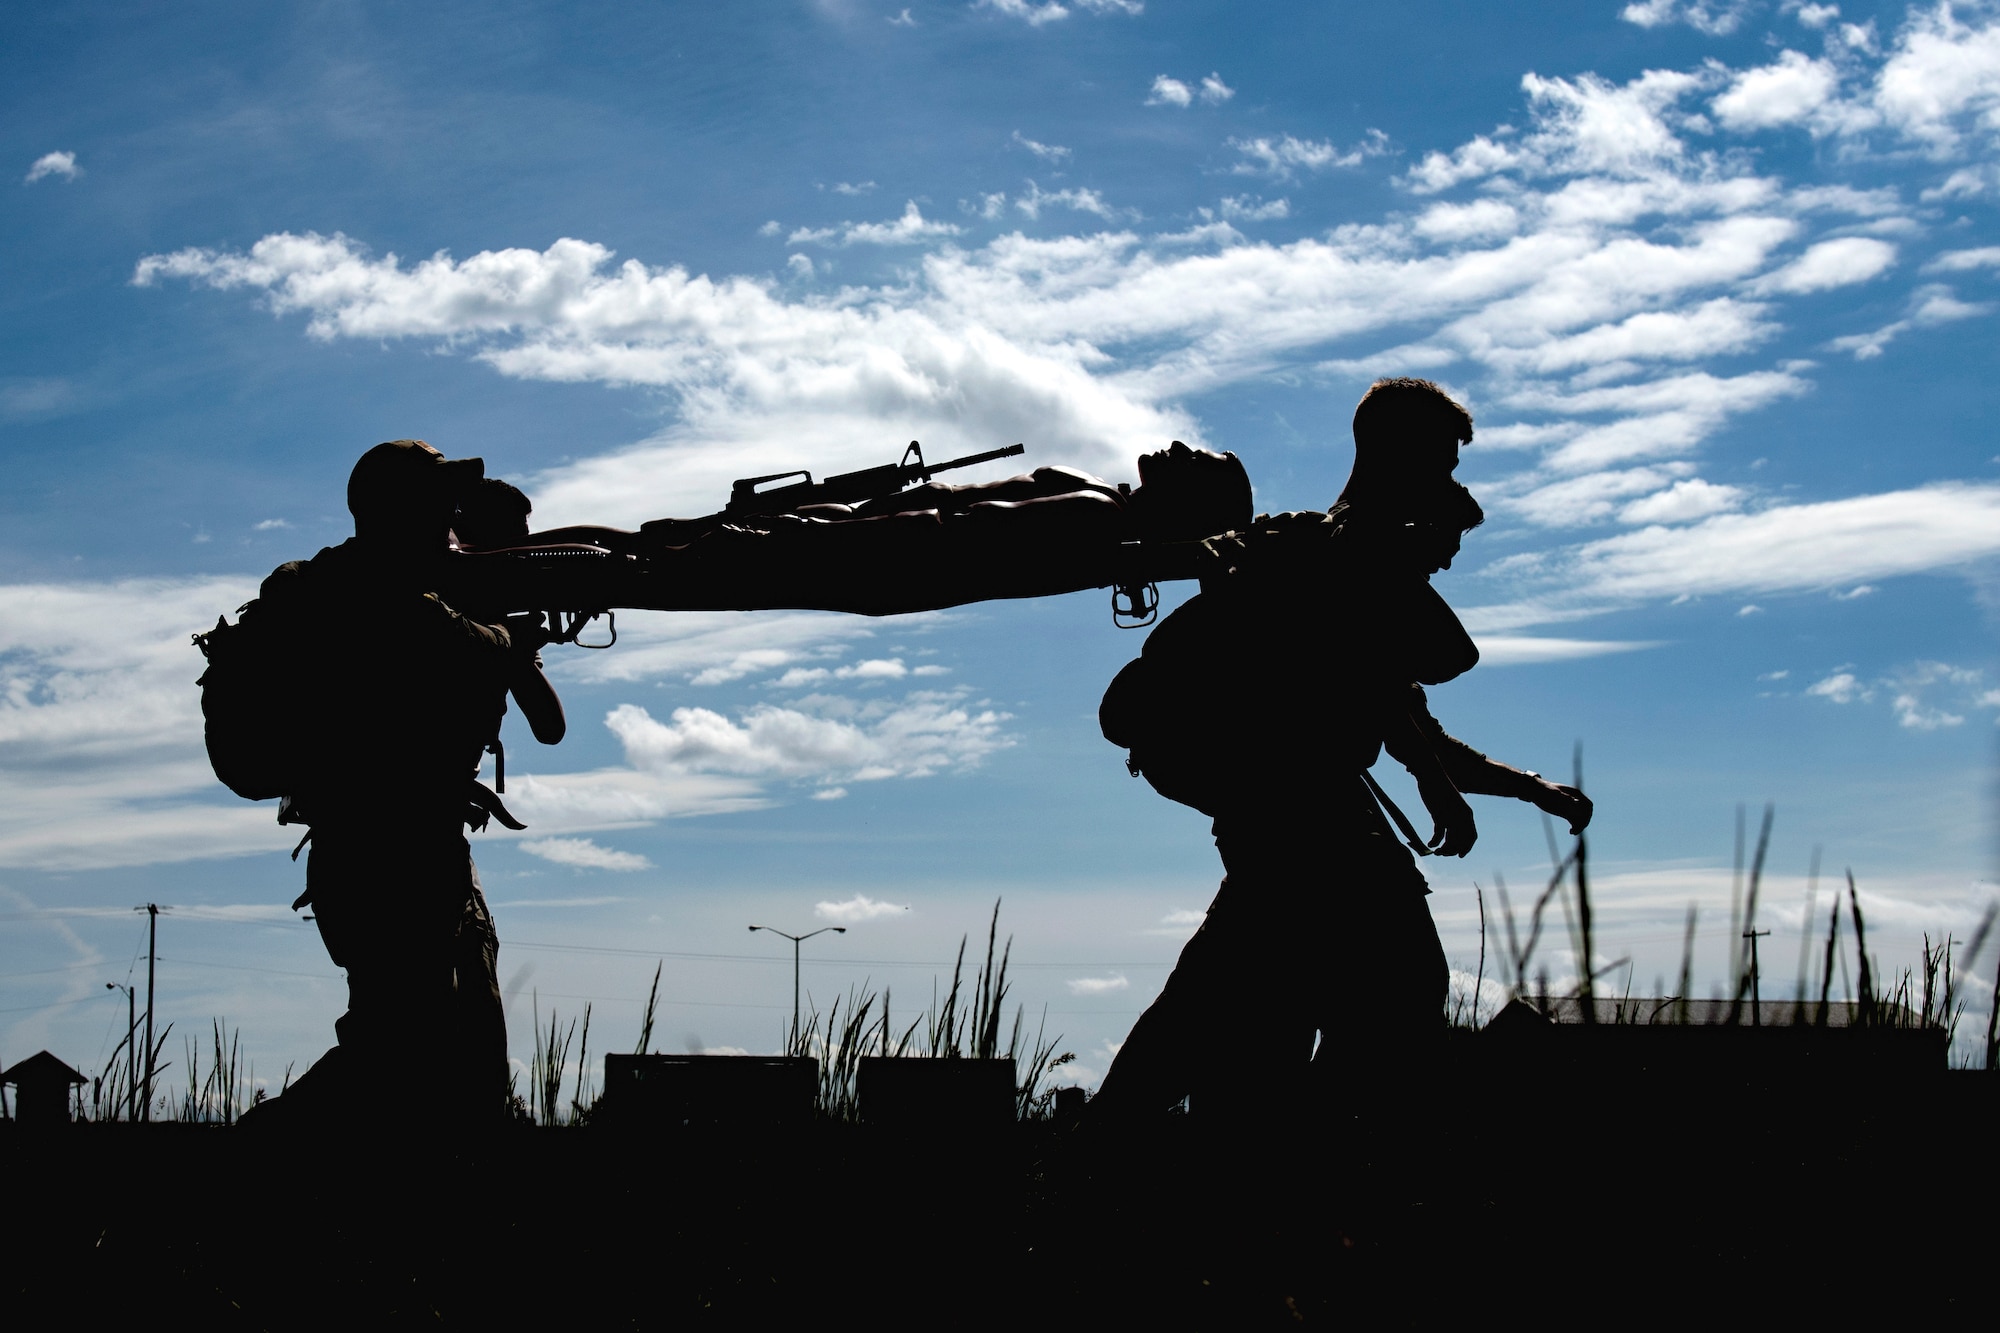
[7,0,2000,1100]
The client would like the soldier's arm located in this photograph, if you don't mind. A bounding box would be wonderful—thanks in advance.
[1403,685,1593,834]
[501,614,566,745]
[1377,699,1477,858]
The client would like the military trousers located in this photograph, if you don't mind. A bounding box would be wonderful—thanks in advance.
[1091,806,1447,1127]
[303,824,509,1125]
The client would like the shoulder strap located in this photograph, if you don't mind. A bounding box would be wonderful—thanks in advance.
[1361,770,1432,857]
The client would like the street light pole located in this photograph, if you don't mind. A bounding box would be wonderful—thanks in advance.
[748,924,847,1044]
[106,983,136,1121]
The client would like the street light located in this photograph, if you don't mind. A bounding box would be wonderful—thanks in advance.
[105,982,136,1122]
[748,924,846,1043]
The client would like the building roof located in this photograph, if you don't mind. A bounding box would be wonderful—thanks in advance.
[1,1050,88,1087]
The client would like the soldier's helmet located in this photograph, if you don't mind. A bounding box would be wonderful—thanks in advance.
[347,439,485,525]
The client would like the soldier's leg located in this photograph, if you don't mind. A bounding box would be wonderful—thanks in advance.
[451,857,509,1122]
[1091,867,1316,1123]
[297,831,464,1123]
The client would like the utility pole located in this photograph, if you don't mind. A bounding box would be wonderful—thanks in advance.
[747,924,846,1045]
[1743,927,1771,1027]
[136,903,165,1122]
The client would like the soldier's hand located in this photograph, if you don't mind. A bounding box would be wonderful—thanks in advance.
[503,612,552,650]
[1530,780,1593,836]
[1418,777,1477,858]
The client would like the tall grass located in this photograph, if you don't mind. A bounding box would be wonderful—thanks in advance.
[785,900,1075,1121]
[528,993,592,1126]
[1476,806,1988,1057]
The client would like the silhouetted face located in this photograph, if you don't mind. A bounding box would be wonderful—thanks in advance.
[1133,441,1253,538]
[1413,522,1465,573]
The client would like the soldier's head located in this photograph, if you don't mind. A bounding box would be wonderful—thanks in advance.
[348,440,484,551]
[1130,440,1254,540]
[1338,378,1474,518]
[453,478,534,550]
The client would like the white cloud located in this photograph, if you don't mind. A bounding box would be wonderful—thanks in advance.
[1828,282,1989,359]
[1012,131,1070,162]
[1920,165,1996,199]
[1502,482,2000,614]
[0,577,302,870]
[1412,198,1521,243]
[773,657,912,687]
[606,687,1012,784]
[517,837,653,871]
[980,0,1141,23]
[24,150,79,184]
[1065,973,1130,995]
[1750,237,1896,294]
[1792,2,1842,29]
[1014,181,1120,220]
[1473,635,1660,664]
[1401,135,1521,194]
[830,180,877,196]
[815,893,910,922]
[1808,670,1867,702]
[546,610,891,688]
[1873,2,2000,152]
[1617,477,1745,524]
[1620,0,1754,35]
[502,766,767,830]
[1142,71,1230,108]
[789,201,961,247]
[979,0,1070,24]
[1160,908,1204,928]
[1801,660,1985,729]
[1218,195,1289,222]
[1229,131,1385,178]
[1925,245,2000,271]
[1712,51,1851,133]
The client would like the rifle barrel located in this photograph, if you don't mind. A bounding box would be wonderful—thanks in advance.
[923,442,1025,478]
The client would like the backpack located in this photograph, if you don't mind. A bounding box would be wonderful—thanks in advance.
[1098,594,1246,817]
[192,600,301,802]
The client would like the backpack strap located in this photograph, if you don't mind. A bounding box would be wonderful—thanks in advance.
[1361,770,1432,857]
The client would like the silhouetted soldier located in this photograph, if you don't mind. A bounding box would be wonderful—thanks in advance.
[256,441,556,1128]
[1091,379,1590,1136]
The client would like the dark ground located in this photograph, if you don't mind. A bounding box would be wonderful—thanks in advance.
[6,1040,1994,1328]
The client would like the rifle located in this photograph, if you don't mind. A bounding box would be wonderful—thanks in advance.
[723,441,1026,517]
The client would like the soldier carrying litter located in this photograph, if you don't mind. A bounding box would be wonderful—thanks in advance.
[1088,379,1593,1143]
[210,441,559,1129]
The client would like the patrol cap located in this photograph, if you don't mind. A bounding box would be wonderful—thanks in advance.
[346,439,485,517]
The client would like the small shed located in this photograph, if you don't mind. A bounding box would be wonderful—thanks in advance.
[2,1051,88,1126]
